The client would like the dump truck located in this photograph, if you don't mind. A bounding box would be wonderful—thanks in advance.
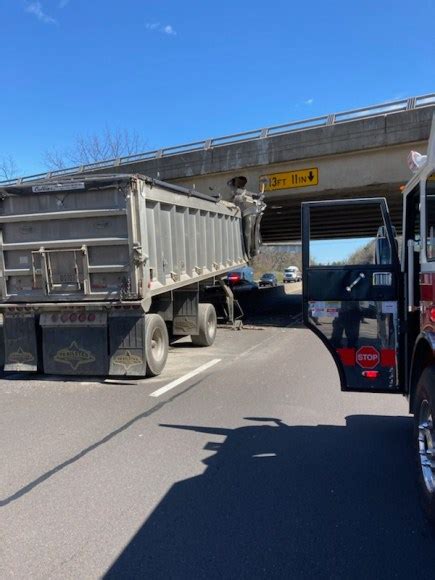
[301,116,435,522]
[0,174,265,377]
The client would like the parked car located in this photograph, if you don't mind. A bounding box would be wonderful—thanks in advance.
[259,272,278,288]
[226,267,257,290]
[283,266,302,283]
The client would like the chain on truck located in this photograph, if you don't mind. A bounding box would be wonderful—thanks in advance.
[0,174,265,378]
[302,115,435,523]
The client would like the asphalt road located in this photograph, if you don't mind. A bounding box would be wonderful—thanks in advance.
[1,288,434,579]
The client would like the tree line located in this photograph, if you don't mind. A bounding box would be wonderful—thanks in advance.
[251,245,302,278]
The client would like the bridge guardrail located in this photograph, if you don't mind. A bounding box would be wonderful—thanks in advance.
[2,93,435,186]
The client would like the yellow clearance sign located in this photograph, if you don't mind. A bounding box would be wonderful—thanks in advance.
[260,168,319,191]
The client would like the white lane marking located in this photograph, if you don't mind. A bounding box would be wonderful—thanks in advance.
[149,358,221,398]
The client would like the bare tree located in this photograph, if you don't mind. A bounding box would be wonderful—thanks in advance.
[43,127,147,170]
[0,155,18,180]
[251,245,302,278]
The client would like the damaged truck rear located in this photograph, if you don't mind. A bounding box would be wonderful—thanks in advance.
[0,174,264,377]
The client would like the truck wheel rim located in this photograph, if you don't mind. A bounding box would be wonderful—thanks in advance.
[151,327,165,361]
[418,399,435,494]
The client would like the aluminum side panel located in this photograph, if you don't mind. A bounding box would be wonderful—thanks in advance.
[0,178,247,303]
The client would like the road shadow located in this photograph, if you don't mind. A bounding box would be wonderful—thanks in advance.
[0,379,205,506]
[105,415,433,579]
[0,371,140,386]
[236,286,303,327]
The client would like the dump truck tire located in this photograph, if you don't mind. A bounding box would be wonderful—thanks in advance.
[191,303,217,347]
[145,314,169,377]
[413,365,435,524]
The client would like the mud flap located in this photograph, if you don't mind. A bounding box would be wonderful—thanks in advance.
[0,314,4,369]
[40,313,108,375]
[108,313,146,377]
[4,314,39,372]
[173,290,199,335]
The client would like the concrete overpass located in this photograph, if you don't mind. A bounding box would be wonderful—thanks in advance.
[5,94,435,241]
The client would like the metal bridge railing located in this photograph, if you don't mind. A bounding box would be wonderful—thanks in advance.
[2,93,435,186]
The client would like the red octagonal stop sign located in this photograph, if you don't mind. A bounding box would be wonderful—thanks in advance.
[356,346,380,369]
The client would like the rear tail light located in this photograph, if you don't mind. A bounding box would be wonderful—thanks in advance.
[59,312,97,322]
[429,307,435,323]
[362,370,379,379]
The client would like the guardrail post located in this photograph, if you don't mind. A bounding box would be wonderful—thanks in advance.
[156,149,163,159]
[326,114,336,125]
[260,128,268,138]
[406,97,417,110]
[204,139,212,150]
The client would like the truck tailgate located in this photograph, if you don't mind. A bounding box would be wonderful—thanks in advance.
[0,177,134,302]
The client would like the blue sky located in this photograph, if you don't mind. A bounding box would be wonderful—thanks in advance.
[1,0,434,176]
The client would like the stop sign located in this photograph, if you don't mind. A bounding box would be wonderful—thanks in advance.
[356,346,380,369]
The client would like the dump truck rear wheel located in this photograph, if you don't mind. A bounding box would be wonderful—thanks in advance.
[145,314,169,377]
[413,365,435,524]
[191,304,217,347]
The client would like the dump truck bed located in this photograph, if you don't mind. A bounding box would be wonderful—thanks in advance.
[0,175,248,304]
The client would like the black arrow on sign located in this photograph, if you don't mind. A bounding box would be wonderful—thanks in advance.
[308,171,314,182]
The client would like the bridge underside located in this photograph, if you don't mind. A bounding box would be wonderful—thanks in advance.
[6,103,429,244]
[260,183,403,242]
[44,105,429,243]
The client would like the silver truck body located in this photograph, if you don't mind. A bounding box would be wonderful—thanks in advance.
[0,175,248,304]
[0,174,264,377]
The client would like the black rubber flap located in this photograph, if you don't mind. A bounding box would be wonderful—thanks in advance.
[42,327,108,375]
[173,291,199,335]
[4,315,38,372]
[109,315,146,376]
